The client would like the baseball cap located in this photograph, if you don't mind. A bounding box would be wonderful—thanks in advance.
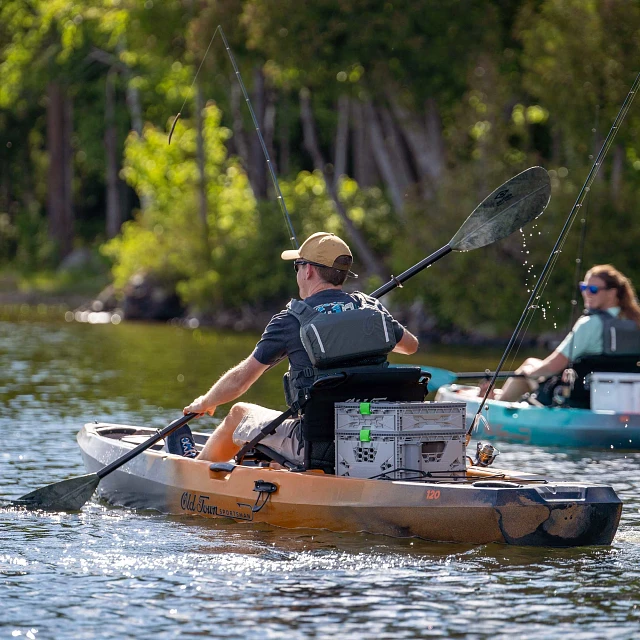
[281,232,358,277]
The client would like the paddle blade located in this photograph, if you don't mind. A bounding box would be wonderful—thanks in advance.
[420,366,458,390]
[12,474,100,511]
[449,166,551,251]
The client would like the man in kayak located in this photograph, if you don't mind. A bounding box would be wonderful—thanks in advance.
[495,264,640,402]
[182,231,419,463]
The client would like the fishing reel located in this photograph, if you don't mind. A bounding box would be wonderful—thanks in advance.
[475,442,499,467]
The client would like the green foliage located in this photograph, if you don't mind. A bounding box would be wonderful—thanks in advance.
[3,0,640,339]
[516,0,640,160]
[102,107,395,312]
[102,104,258,309]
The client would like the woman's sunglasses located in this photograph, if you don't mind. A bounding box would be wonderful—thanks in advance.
[579,282,610,294]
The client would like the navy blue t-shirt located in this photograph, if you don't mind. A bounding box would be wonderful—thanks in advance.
[252,289,405,370]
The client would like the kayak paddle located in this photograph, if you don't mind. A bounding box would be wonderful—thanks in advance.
[420,365,519,391]
[10,413,197,511]
[371,166,551,298]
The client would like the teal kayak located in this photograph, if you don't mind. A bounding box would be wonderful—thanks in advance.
[435,383,640,449]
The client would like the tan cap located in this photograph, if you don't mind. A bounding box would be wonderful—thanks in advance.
[281,232,356,275]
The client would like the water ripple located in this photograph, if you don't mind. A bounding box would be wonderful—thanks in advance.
[1,320,640,639]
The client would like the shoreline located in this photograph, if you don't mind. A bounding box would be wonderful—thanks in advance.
[0,291,93,309]
[0,291,560,349]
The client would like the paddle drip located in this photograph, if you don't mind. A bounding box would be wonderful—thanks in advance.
[371,167,551,299]
[470,71,640,436]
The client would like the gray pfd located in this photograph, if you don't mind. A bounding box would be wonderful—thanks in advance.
[283,292,397,408]
[589,310,640,355]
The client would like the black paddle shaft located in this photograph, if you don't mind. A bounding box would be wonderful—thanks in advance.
[370,245,452,299]
[97,412,197,479]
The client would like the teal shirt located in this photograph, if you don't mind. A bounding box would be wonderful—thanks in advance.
[556,307,621,360]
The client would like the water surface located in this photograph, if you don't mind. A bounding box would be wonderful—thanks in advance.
[1,315,639,639]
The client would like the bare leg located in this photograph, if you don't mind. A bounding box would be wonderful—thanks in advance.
[197,402,252,462]
[478,379,496,399]
[498,357,543,402]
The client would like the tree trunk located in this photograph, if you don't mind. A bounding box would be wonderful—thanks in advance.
[0,160,7,214]
[249,66,267,199]
[230,81,250,175]
[610,143,624,210]
[195,83,212,253]
[47,82,74,259]
[365,102,406,215]
[424,99,445,181]
[351,100,378,187]
[551,126,562,167]
[299,88,387,281]
[105,70,121,239]
[117,42,151,211]
[333,94,349,185]
[279,94,290,176]
[379,105,413,193]
[390,95,445,200]
[264,87,277,177]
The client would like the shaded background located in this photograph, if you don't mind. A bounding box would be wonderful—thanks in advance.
[1,0,640,341]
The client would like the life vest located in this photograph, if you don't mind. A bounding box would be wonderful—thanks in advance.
[589,310,640,355]
[283,291,397,408]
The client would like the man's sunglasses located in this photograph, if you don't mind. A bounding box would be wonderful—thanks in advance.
[294,260,325,272]
[579,282,610,294]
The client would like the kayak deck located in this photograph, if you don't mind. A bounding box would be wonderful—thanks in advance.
[436,384,640,449]
[77,422,623,547]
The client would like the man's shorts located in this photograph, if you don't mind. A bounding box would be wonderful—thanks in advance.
[232,404,304,465]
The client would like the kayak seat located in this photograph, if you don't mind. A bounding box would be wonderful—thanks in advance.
[567,354,640,408]
[301,365,429,473]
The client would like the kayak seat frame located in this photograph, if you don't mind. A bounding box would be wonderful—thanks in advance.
[234,365,429,473]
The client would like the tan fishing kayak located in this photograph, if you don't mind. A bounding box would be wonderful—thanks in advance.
[77,422,622,547]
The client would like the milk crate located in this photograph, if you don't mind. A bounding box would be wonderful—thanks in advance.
[587,372,640,413]
[335,401,467,479]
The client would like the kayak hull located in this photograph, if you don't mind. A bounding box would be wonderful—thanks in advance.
[77,423,622,547]
[436,384,640,449]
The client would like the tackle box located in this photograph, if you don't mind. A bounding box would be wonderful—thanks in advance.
[335,401,467,479]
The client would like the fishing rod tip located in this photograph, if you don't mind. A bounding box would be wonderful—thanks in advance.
[168,112,181,145]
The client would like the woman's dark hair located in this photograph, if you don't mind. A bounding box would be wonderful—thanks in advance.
[316,255,352,286]
[586,264,640,326]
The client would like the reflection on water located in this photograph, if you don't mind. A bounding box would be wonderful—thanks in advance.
[1,317,640,639]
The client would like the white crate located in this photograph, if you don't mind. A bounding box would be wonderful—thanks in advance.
[335,401,467,479]
[588,372,640,413]
[335,401,466,433]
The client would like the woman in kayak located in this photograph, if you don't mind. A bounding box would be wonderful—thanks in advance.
[493,264,640,402]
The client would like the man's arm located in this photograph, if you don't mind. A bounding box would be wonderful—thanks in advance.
[393,328,419,355]
[183,355,270,416]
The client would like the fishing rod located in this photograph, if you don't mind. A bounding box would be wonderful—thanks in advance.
[470,72,640,438]
[168,25,299,250]
[568,105,599,331]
